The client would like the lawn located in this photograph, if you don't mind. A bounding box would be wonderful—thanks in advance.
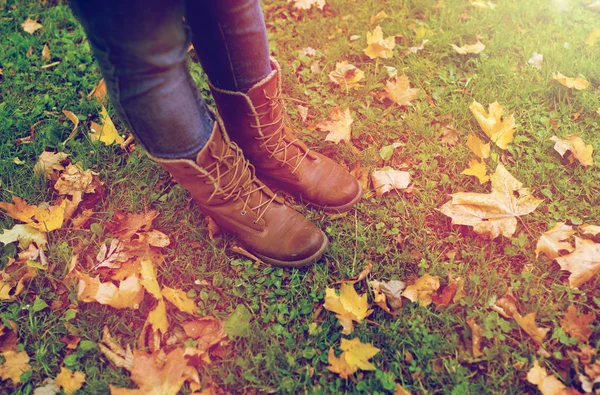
[1,0,600,394]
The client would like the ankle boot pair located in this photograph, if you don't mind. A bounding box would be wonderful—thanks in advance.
[152,60,361,267]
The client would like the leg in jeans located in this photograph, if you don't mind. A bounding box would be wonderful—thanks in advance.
[184,0,272,93]
[69,0,213,159]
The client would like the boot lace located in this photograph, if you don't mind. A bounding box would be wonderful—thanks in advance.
[247,92,315,174]
[198,140,276,223]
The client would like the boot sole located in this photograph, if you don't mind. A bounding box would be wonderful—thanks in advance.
[252,230,329,268]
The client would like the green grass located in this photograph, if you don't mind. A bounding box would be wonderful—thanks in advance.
[1,0,600,393]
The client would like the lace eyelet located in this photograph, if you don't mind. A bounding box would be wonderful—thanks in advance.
[252,220,258,225]
[240,210,246,216]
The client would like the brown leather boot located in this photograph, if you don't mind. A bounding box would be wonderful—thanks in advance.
[210,58,362,213]
[150,115,328,268]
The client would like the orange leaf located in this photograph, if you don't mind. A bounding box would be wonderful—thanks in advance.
[316,107,353,144]
[54,367,86,395]
[560,304,596,343]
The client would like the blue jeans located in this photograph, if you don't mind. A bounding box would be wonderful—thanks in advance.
[70,0,272,159]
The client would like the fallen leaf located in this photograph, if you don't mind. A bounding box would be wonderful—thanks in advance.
[297,105,308,123]
[384,75,419,107]
[580,224,600,236]
[431,274,461,308]
[556,237,600,288]
[462,159,490,183]
[21,18,42,34]
[469,101,516,149]
[62,110,80,143]
[439,164,542,239]
[54,367,85,395]
[441,125,459,146]
[371,167,411,196]
[42,44,50,61]
[585,27,600,48]
[89,106,125,146]
[0,197,66,232]
[328,61,365,92]
[33,378,60,395]
[162,286,196,315]
[327,337,380,378]
[182,317,226,353]
[0,350,31,384]
[527,360,571,395]
[77,273,145,309]
[514,311,550,345]
[560,304,596,343]
[471,0,496,8]
[528,52,543,70]
[401,274,440,306]
[554,73,589,90]
[408,39,428,54]
[334,262,373,285]
[370,11,388,25]
[54,164,99,196]
[394,384,413,395]
[0,322,18,353]
[364,25,396,59]
[324,283,373,334]
[33,151,69,179]
[88,79,107,103]
[0,224,47,248]
[450,41,485,54]
[535,222,575,259]
[316,107,353,143]
[379,142,404,161]
[466,318,483,357]
[205,216,221,240]
[550,134,594,167]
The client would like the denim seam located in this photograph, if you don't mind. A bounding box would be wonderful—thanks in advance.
[217,23,239,91]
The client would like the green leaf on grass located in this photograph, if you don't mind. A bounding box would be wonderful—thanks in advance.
[224,304,252,338]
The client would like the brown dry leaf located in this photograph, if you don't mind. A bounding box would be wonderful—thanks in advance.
[370,11,388,25]
[21,18,42,34]
[384,75,419,107]
[62,110,80,143]
[0,197,66,232]
[89,106,124,146]
[560,304,596,343]
[328,61,365,92]
[110,210,159,240]
[77,272,144,309]
[333,262,372,285]
[0,261,38,300]
[54,164,100,196]
[553,72,590,90]
[441,125,459,146]
[162,286,197,315]
[550,134,594,167]
[182,317,226,351]
[327,338,380,379]
[535,222,575,259]
[580,224,600,236]
[439,164,542,239]
[466,318,483,358]
[364,25,396,59]
[0,322,18,353]
[109,348,200,395]
[324,283,373,334]
[394,384,413,395]
[349,163,370,192]
[466,134,491,159]
[431,274,461,308]
[42,44,50,62]
[316,107,353,144]
[527,360,573,395]
[461,159,489,184]
[450,41,485,54]
[204,216,221,240]
[371,167,411,196]
[556,237,600,288]
[369,279,405,315]
[33,151,69,179]
[401,274,440,306]
[0,350,31,384]
[54,367,85,395]
[88,79,107,103]
[470,101,516,149]
[60,335,81,350]
[296,105,309,123]
[514,312,550,345]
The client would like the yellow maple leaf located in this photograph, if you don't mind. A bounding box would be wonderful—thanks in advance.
[401,274,440,306]
[469,101,516,149]
[0,350,31,384]
[384,75,419,107]
[364,25,396,59]
[77,273,145,309]
[370,11,388,25]
[466,134,490,159]
[0,197,66,232]
[89,106,125,145]
[439,164,542,239]
[0,197,38,224]
[553,72,590,90]
[144,299,169,335]
[316,107,353,143]
[556,237,600,289]
[324,283,373,334]
[550,134,594,167]
[328,61,365,92]
[527,360,570,395]
[327,338,380,378]
[462,159,489,183]
[54,367,86,395]
[535,222,575,259]
[450,41,485,54]
[161,286,197,315]
[21,18,42,34]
